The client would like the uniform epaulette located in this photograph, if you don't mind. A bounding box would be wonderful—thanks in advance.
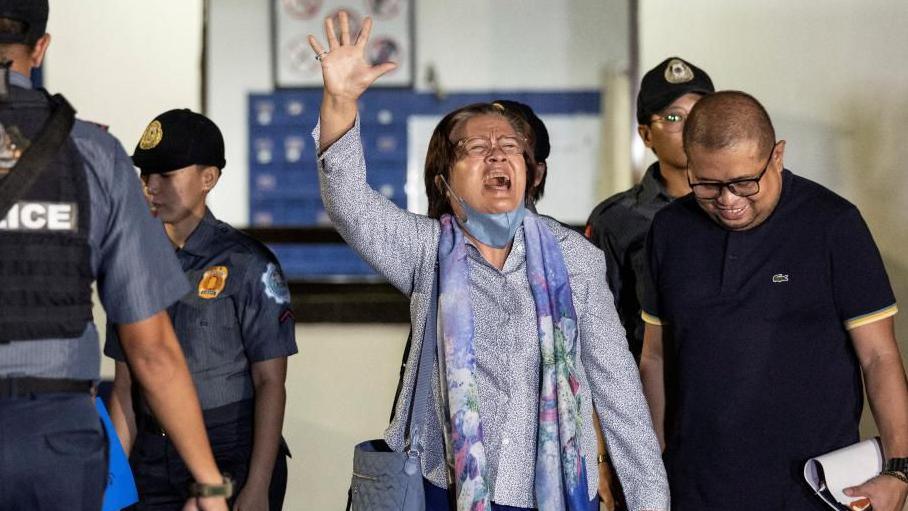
[84,120,109,132]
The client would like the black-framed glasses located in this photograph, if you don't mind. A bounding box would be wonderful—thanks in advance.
[687,142,778,200]
[456,135,526,158]
[650,110,687,133]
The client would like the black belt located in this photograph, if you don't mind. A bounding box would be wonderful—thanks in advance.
[139,398,255,436]
[0,377,93,399]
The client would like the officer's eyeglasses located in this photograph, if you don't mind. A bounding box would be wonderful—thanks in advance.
[687,142,778,200]
[650,110,687,133]
[456,135,526,158]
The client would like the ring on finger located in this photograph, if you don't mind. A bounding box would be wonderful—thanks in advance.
[314,50,329,61]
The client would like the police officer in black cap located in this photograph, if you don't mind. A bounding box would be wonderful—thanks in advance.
[584,57,714,508]
[0,2,230,510]
[586,56,715,362]
[105,109,298,511]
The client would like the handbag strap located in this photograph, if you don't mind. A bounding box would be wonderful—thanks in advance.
[405,269,439,464]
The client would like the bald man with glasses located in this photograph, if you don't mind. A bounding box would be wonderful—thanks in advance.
[639,90,908,510]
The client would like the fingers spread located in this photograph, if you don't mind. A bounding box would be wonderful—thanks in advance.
[355,17,373,47]
[367,62,399,82]
[324,16,339,50]
[339,11,351,45]
[307,35,325,56]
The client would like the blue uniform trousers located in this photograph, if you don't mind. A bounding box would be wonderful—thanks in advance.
[129,401,251,511]
[0,393,107,511]
[128,400,288,511]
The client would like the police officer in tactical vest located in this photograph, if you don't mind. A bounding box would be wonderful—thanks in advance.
[0,2,228,510]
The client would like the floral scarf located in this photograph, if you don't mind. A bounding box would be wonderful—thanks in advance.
[437,212,588,511]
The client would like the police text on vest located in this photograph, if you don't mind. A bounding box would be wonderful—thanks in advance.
[0,201,77,231]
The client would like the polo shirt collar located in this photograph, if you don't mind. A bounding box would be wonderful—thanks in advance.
[179,209,218,257]
[639,162,673,203]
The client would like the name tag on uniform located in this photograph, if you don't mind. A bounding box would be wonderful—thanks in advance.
[198,266,229,299]
[0,201,77,231]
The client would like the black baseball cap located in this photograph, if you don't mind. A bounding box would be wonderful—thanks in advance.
[493,99,550,163]
[0,0,48,45]
[637,57,714,125]
[132,109,226,175]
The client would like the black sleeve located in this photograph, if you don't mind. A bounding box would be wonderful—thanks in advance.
[827,207,897,329]
[641,217,663,324]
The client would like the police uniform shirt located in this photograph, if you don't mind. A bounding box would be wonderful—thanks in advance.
[0,71,189,380]
[641,170,897,509]
[586,162,673,360]
[105,210,298,410]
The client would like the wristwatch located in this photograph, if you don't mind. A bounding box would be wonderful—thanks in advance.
[882,457,908,484]
[189,474,235,498]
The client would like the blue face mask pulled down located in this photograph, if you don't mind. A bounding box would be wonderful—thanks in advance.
[439,176,526,248]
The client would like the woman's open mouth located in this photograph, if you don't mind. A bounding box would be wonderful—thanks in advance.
[484,172,511,191]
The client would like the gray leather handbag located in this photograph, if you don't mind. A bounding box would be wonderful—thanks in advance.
[347,275,438,510]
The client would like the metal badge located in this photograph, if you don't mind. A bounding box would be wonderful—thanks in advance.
[198,265,229,299]
[664,58,694,84]
[138,120,163,150]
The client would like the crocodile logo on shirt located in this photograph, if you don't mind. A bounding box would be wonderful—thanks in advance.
[772,273,789,283]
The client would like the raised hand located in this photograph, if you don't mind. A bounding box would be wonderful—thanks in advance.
[309,11,398,149]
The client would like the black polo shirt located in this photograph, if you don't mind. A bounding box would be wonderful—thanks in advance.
[642,170,897,510]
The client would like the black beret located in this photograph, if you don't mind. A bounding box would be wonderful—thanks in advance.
[637,57,715,125]
[492,99,550,163]
[132,109,226,175]
[0,0,48,45]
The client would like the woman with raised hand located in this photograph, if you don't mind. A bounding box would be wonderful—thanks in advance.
[309,12,668,511]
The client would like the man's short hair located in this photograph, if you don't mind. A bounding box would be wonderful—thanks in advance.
[683,90,776,158]
[0,18,30,58]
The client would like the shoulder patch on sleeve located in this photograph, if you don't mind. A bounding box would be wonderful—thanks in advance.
[261,262,291,304]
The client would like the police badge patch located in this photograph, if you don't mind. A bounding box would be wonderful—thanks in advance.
[262,263,290,304]
[139,120,163,150]
[664,58,694,84]
[198,266,228,299]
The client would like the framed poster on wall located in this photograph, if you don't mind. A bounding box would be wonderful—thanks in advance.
[273,0,413,88]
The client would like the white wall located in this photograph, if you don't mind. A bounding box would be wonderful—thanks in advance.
[207,0,631,226]
[43,0,203,378]
[44,0,203,156]
[640,0,908,438]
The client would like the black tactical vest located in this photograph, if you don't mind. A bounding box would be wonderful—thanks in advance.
[0,86,93,341]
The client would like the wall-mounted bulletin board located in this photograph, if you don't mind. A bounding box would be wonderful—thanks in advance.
[272,0,413,88]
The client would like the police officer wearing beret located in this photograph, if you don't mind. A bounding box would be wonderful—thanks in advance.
[106,109,298,511]
[586,56,715,362]
[0,2,229,510]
